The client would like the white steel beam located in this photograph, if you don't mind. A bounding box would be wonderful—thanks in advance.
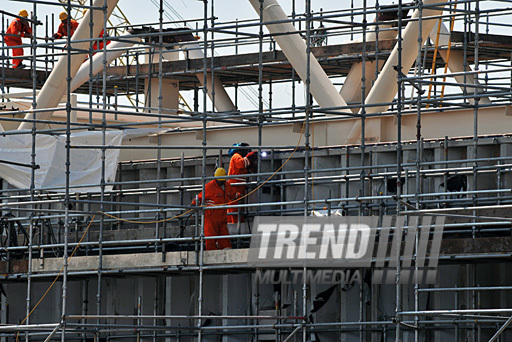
[345,0,446,143]
[183,42,238,113]
[362,0,446,114]
[18,0,119,130]
[70,32,141,93]
[248,0,349,112]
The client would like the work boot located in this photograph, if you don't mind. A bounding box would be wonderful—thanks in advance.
[16,63,26,69]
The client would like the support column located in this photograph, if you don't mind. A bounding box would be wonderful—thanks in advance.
[363,0,446,114]
[184,43,237,114]
[222,274,250,342]
[346,0,446,143]
[430,22,491,104]
[340,21,397,109]
[248,0,349,112]
[18,0,119,130]
[145,49,180,115]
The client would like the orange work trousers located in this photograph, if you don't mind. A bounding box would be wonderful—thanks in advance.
[204,216,232,250]
[227,183,245,224]
[5,38,23,68]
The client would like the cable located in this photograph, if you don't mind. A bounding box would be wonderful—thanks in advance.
[439,2,459,103]
[177,212,194,238]
[426,18,443,109]
[426,0,459,109]
[99,112,308,223]
[226,111,307,206]
[12,113,308,338]
[15,214,96,341]
[98,208,194,225]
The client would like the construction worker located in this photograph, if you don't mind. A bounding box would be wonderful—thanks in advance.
[52,11,79,40]
[227,143,257,223]
[93,28,109,53]
[83,9,110,54]
[192,168,239,250]
[5,10,32,69]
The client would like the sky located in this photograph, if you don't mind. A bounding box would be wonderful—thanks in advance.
[3,0,353,34]
[4,0,506,34]
[4,0,376,112]
[3,0,359,110]
[3,0,510,112]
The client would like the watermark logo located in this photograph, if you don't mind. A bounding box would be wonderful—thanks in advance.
[247,216,444,284]
[254,269,362,286]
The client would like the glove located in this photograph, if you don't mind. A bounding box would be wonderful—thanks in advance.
[246,151,258,161]
[191,194,201,206]
[52,33,59,40]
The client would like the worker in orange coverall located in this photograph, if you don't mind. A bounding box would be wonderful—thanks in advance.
[227,143,257,223]
[92,28,109,53]
[52,11,79,40]
[5,10,32,69]
[82,9,110,54]
[192,168,239,250]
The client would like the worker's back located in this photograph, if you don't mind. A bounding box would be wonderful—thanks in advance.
[228,153,249,177]
[6,18,31,41]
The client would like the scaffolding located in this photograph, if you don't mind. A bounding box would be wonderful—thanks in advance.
[1,0,512,341]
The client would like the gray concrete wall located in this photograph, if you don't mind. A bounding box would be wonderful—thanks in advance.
[2,262,512,341]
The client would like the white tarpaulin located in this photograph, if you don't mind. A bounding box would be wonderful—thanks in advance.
[0,130,138,193]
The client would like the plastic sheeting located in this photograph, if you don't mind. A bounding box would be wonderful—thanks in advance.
[0,130,125,193]
[311,209,345,217]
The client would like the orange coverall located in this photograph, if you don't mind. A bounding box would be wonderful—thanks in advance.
[92,29,110,53]
[227,153,251,223]
[54,19,79,39]
[5,18,32,68]
[192,180,238,250]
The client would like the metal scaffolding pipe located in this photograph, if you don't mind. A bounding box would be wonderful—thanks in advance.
[182,42,237,113]
[0,323,59,331]
[362,0,446,114]
[67,314,304,320]
[17,0,119,130]
[400,308,512,316]
[248,0,349,112]
[430,22,491,104]
[0,217,507,255]
[70,33,141,92]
